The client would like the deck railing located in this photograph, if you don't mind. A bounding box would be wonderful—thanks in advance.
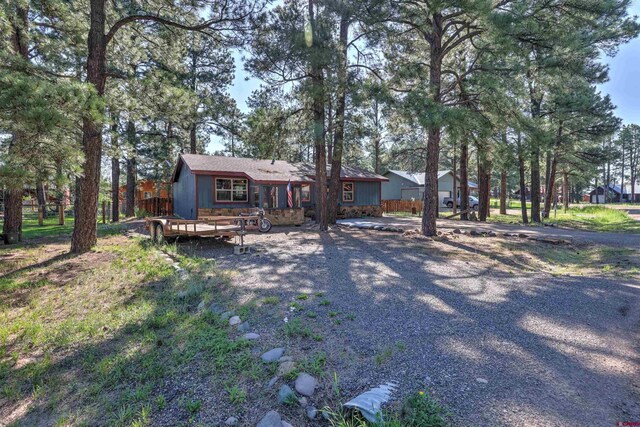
[137,197,172,216]
[381,199,423,213]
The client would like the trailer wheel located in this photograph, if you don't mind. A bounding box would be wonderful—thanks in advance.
[148,222,156,241]
[154,223,165,244]
[446,201,453,209]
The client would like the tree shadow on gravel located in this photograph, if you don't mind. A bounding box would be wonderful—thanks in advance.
[182,227,640,426]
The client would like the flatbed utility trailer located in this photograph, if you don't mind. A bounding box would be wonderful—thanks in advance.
[145,212,272,246]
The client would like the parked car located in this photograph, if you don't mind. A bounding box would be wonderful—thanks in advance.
[443,196,479,210]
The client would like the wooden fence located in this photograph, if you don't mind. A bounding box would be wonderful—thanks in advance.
[137,197,172,216]
[382,199,423,213]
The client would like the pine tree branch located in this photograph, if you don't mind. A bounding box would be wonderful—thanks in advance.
[105,13,250,45]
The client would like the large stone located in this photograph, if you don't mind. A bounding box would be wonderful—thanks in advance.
[277,361,296,376]
[294,373,317,397]
[243,332,260,340]
[261,348,285,363]
[257,410,281,427]
[237,321,251,332]
[229,316,241,326]
[221,311,235,321]
[306,406,318,420]
[225,416,238,426]
[209,303,225,315]
[278,385,295,404]
[281,422,293,427]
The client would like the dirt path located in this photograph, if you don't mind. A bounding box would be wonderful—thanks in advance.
[183,228,640,427]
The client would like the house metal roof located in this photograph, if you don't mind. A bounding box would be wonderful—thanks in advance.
[384,170,478,189]
[174,154,387,183]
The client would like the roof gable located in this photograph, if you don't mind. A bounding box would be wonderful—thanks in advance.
[173,154,387,183]
[384,170,453,185]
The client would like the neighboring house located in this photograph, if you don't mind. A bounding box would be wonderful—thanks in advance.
[589,183,640,203]
[118,180,170,214]
[119,180,170,203]
[171,154,388,225]
[381,170,478,207]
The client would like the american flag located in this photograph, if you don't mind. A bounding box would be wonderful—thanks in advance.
[287,181,293,208]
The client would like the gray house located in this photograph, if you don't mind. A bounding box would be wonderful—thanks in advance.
[381,170,478,206]
[171,154,388,225]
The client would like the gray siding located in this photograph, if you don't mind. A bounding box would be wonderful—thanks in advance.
[382,173,419,200]
[197,175,253,209]
[173,165,196,219]
[340,181,380,206]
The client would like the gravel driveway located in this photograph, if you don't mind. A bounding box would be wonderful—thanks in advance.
[181,227,640,426]
[339,216,640,248]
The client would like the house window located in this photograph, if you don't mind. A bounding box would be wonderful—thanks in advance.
[301,184,311,202]
[342,182,354,202]
[143,191,152,199]
[215,178,248,202]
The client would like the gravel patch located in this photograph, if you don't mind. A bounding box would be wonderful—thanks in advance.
[168,226,640,426]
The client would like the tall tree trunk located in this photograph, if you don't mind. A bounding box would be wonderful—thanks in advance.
[528,80,542,223]
[516,132,529,224]
[452,146,457,215]
[421,13,443,236]
[71,0,107,253]
[125,121,137,217]
[543,123,562,217]
[110,119,120,221]
[36,179,47,218]
[486,172,491,218]
[326,100,333,165]
[500,170,507,215]
[3,6,29,244]
[309,0,328,231]
[328,13,349,225]
[563,172,569,211]
[459,137,469,220]
[372,99,381,174]
[477,145,491,222]
[3,185,22,244]
[190,123,197,154]
[621,144,625,202]
[111,157,120,221]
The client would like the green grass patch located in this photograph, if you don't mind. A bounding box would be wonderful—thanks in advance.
[0,236,265,426]
[488,205,640,233]
[0,216,124,241]
[283,318,323,341]
[325,390,447,426]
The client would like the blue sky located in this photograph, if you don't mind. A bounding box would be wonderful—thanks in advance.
[209,2,640,152]
[600,1,640,125]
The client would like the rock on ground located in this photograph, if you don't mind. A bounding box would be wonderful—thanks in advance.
[256,410,281,427]
[294,373,317,397]
[277,361,295,376]
[261,348,285,362]
[278,385,294,404]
